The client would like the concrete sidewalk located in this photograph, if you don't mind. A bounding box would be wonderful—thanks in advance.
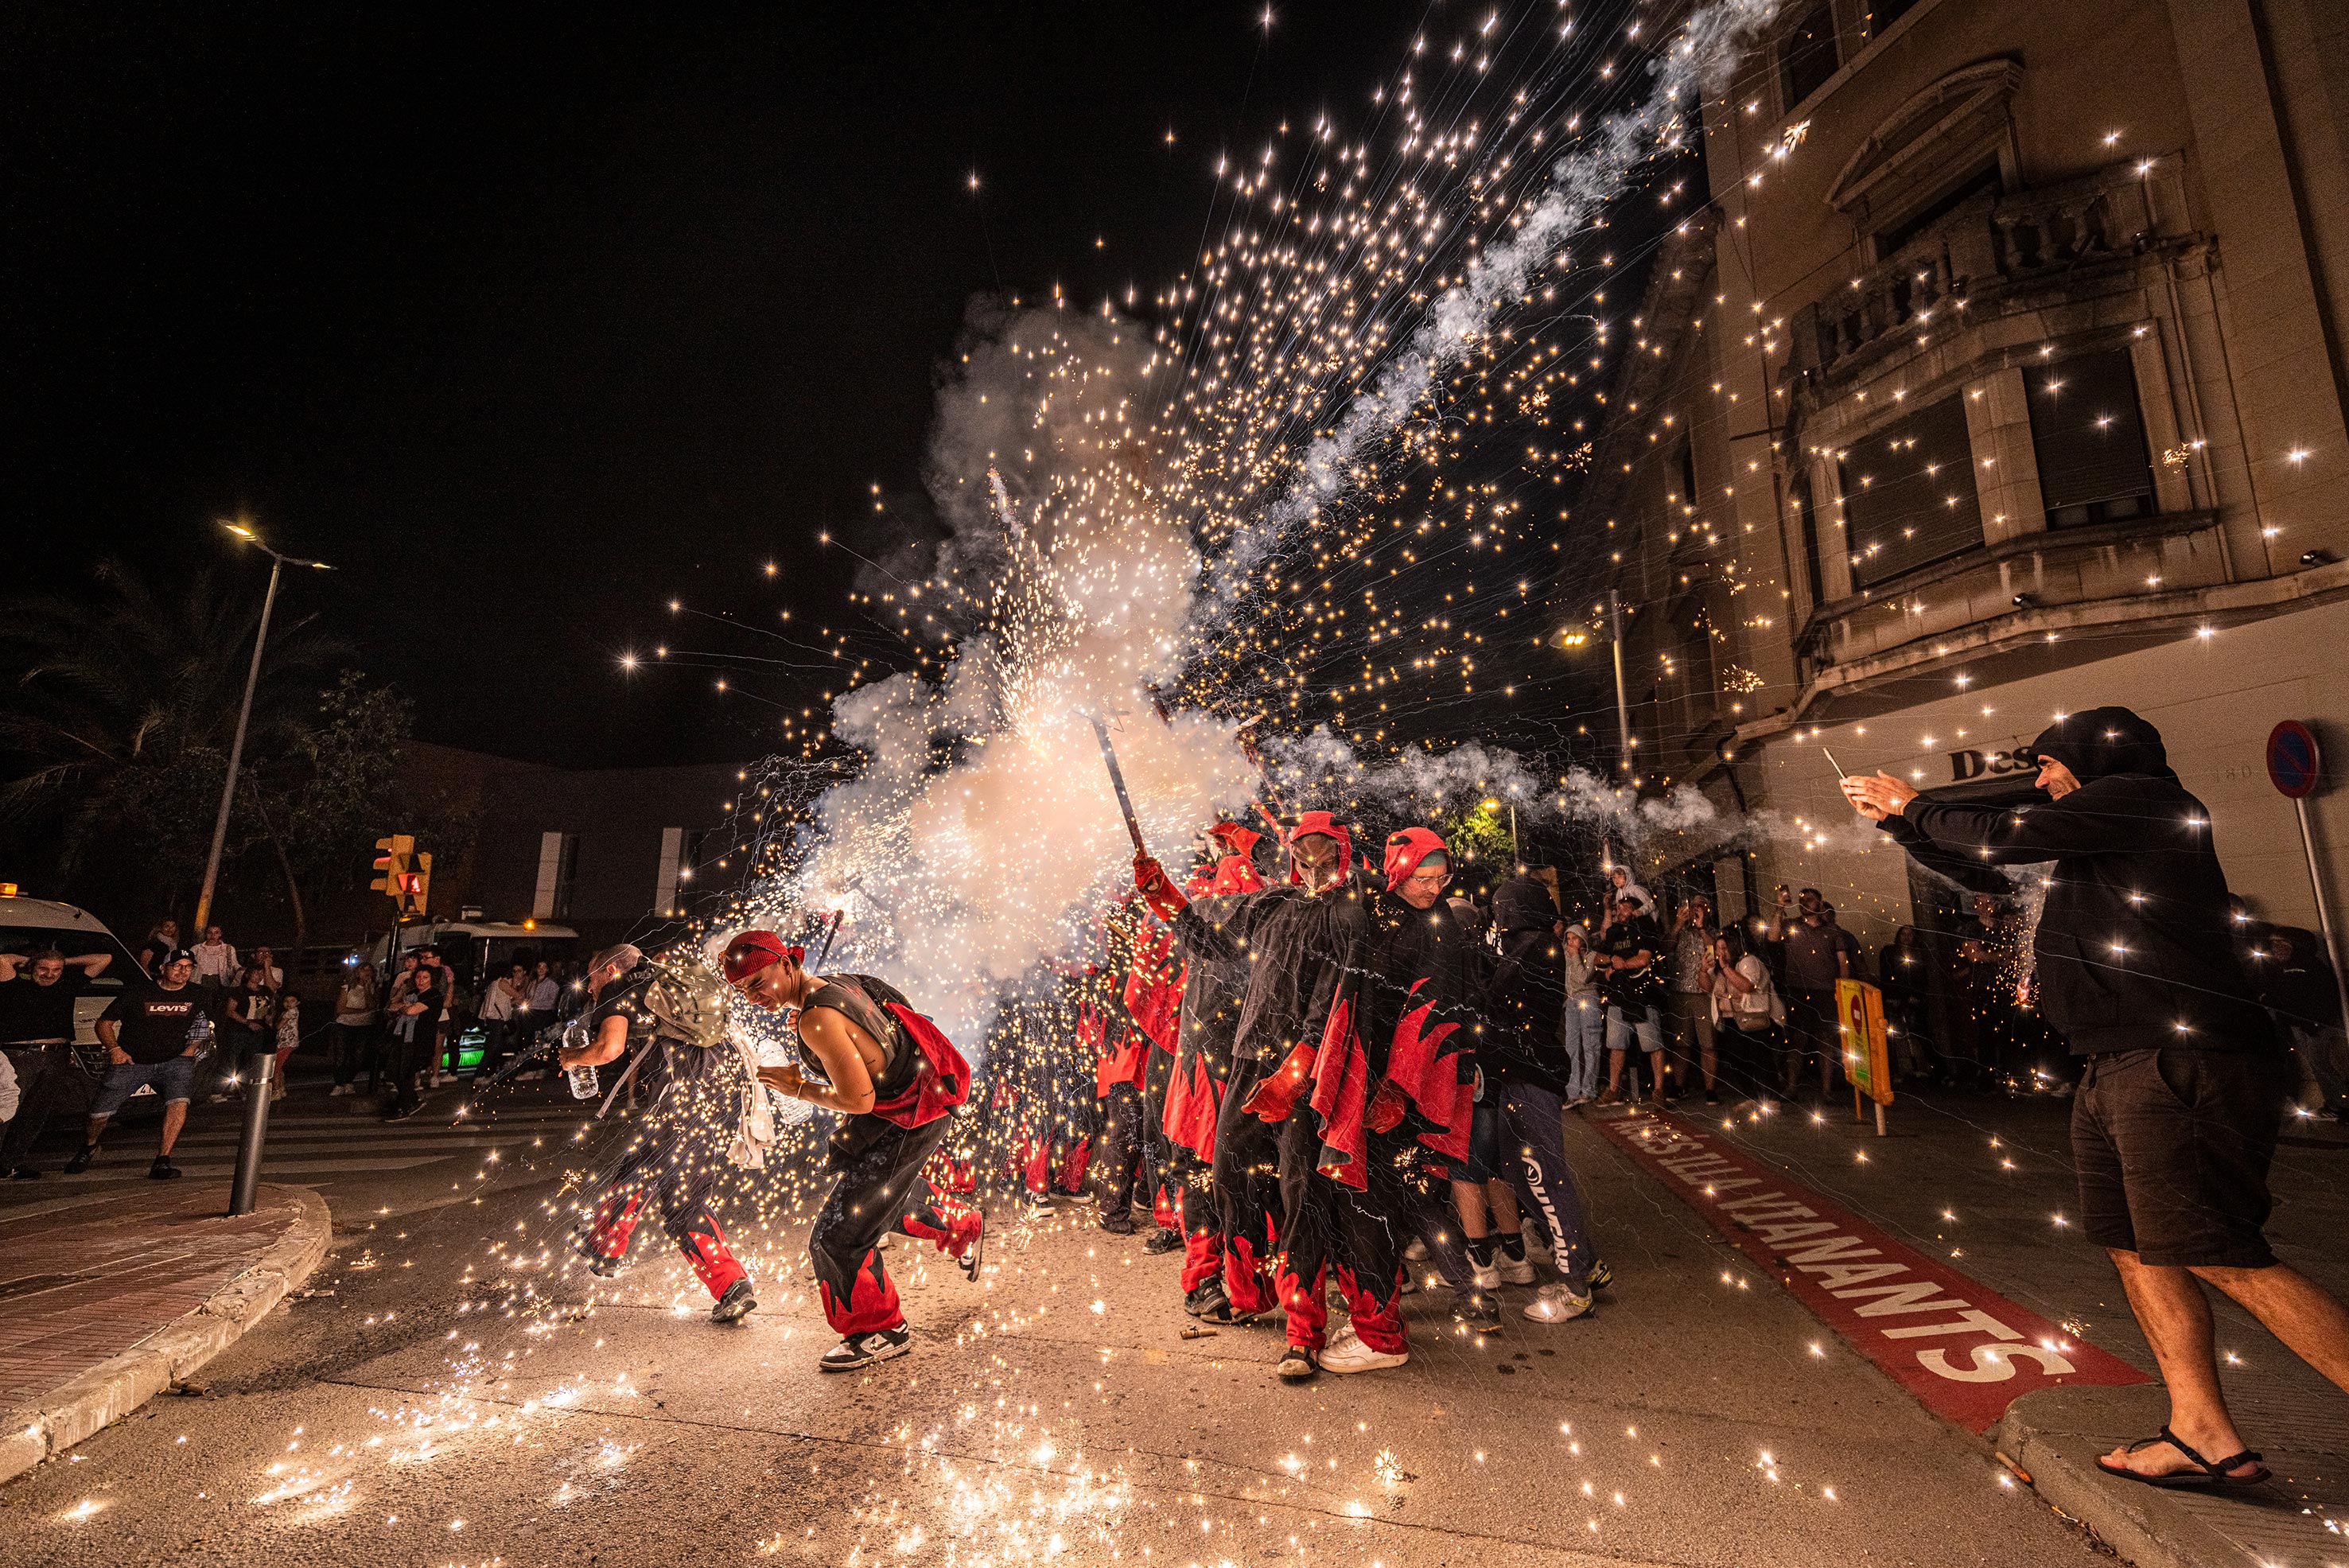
[1618,1087,2349,1568]
[0,1184,330,1484]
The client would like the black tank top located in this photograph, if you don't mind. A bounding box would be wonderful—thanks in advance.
[796,973,919,1103]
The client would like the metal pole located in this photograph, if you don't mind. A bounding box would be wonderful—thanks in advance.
[195,554,283,933]
[228,1047,275,1216]
[1608,588,1632,780]
[2293,795,2349,1039]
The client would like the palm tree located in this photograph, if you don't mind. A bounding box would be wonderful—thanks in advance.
[0,558,345,905]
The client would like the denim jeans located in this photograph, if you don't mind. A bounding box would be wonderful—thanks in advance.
[1563,996,1604,1100]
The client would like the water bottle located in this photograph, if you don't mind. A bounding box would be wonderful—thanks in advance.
[567,1063,600,1099]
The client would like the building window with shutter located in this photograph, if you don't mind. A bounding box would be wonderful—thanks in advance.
[1837,394,1984,589]
[1792,476,1826,608]
[2028,349,2155,527]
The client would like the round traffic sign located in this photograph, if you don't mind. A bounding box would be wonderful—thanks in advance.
[2268,719,2323,800]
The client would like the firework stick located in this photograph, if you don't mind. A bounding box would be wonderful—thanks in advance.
[1821,747,1849,780]
[807,909,845,973]
[1091,716,1149,854]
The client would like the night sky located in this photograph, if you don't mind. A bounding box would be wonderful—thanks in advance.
[5,5,1411,767]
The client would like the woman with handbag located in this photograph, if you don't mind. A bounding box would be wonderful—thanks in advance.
[1708,926,1786,1108]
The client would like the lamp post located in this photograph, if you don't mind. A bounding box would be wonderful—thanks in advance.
[201,519,332,1220]
[193,519,333,935]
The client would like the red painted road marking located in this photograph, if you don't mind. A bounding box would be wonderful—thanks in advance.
[1592,1107,2146,1433]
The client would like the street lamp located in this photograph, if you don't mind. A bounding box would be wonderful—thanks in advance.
[204,519,331,1220]
[193,517,333,935]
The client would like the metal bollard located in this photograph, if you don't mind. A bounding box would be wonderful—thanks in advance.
[228,1049,274,1216]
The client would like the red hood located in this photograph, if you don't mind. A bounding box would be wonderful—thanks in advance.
[1207,820,1262,858]
[1382,827,1449,892]
[1286,811,1353,885]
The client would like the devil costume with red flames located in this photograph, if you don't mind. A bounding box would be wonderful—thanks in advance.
[566,945,760,1324]
[1136,811,1410,1378]
[722,930,984,1372]
[1159,821,1267,1313]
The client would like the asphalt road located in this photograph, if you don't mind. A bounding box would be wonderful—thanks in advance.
[0,1078,2118,1567]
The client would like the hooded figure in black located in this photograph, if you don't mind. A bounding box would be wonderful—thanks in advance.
[1136,812,1404,1379]
[1478,870,1600,1318]
[1860,706,2272,1055]
[1161,825,1270,1318]
[1845,706,2345,1492]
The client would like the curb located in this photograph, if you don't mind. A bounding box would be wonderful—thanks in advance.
[1994,1385,2265,1568]
[0,1185,332,1486]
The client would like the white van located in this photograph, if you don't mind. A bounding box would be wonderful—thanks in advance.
[0,893,158,1057]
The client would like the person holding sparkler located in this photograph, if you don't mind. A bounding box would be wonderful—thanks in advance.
[1135,811,1406,1379]
[1160,822,1269,1320]
[561,943,760,1325]
[722,929,984,1372]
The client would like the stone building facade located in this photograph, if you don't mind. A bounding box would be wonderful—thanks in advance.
[1575,0,2349,959]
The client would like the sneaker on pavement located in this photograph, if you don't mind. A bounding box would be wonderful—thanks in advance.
[820,1327,912,1372]
[10,1165,41,1181]
[1320,1327,1408,1375]
[1523,1284,1595,1323]
[329,1084,350,1097]
[1184,1278,1230,1318]
[1587,1257,1614,1291]
[1142,1226,1183,1254]
[1468,1259,1502,1292]
[149,1155,181,1181]
[1455,1294,1503,1334]
[1495,1251,1536,1286]
[1273,1345,1320,1382]
[709,1278,757,1323]
[64,1145,96,1174]
[1402,1236,1429,1262]
[1097,1213,1135,1235]
[958,1212,986,1282]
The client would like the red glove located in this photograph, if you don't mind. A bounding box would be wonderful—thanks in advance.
[1134,852,1188,920]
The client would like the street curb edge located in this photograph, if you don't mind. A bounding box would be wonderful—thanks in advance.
[1994,1388,2261,1568]
[0,1185,333,1488]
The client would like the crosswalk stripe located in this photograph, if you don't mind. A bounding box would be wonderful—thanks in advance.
[51,1156,451,1182]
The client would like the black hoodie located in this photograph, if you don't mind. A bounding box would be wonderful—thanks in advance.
[1879,706,2274,1056]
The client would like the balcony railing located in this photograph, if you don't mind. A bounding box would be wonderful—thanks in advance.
[1791,166,2156,380]
[1795,509,2226,684]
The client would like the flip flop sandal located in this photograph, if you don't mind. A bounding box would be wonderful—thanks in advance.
[2094,1426,2270,1489]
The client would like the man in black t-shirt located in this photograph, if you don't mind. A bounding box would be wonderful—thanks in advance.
[66,953,204,1179]
[382,951,446,1120]
[1595,897,1666,1106]
[0,946,112,1178]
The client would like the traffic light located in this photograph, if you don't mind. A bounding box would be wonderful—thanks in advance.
[371,834,414,900]
[399,852,433,918]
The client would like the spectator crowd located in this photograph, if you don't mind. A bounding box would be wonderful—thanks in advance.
[0,920,593,1177]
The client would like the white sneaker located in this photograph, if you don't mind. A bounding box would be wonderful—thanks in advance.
[1523,1284,1595,1323]
[1495,1251,1536,1286]
[1402,1237,1429,1262]
[1468,1259,1501,1292]
[1319,1326,1408,1375]
[329,1084,350,1097]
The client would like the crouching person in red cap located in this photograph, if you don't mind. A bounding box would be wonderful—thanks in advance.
[560,943,760,1325]
[723,930,985,1372]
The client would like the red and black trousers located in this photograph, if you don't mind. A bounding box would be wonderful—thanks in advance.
[578,1117,747,1301]
[812,1111,981,1336]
